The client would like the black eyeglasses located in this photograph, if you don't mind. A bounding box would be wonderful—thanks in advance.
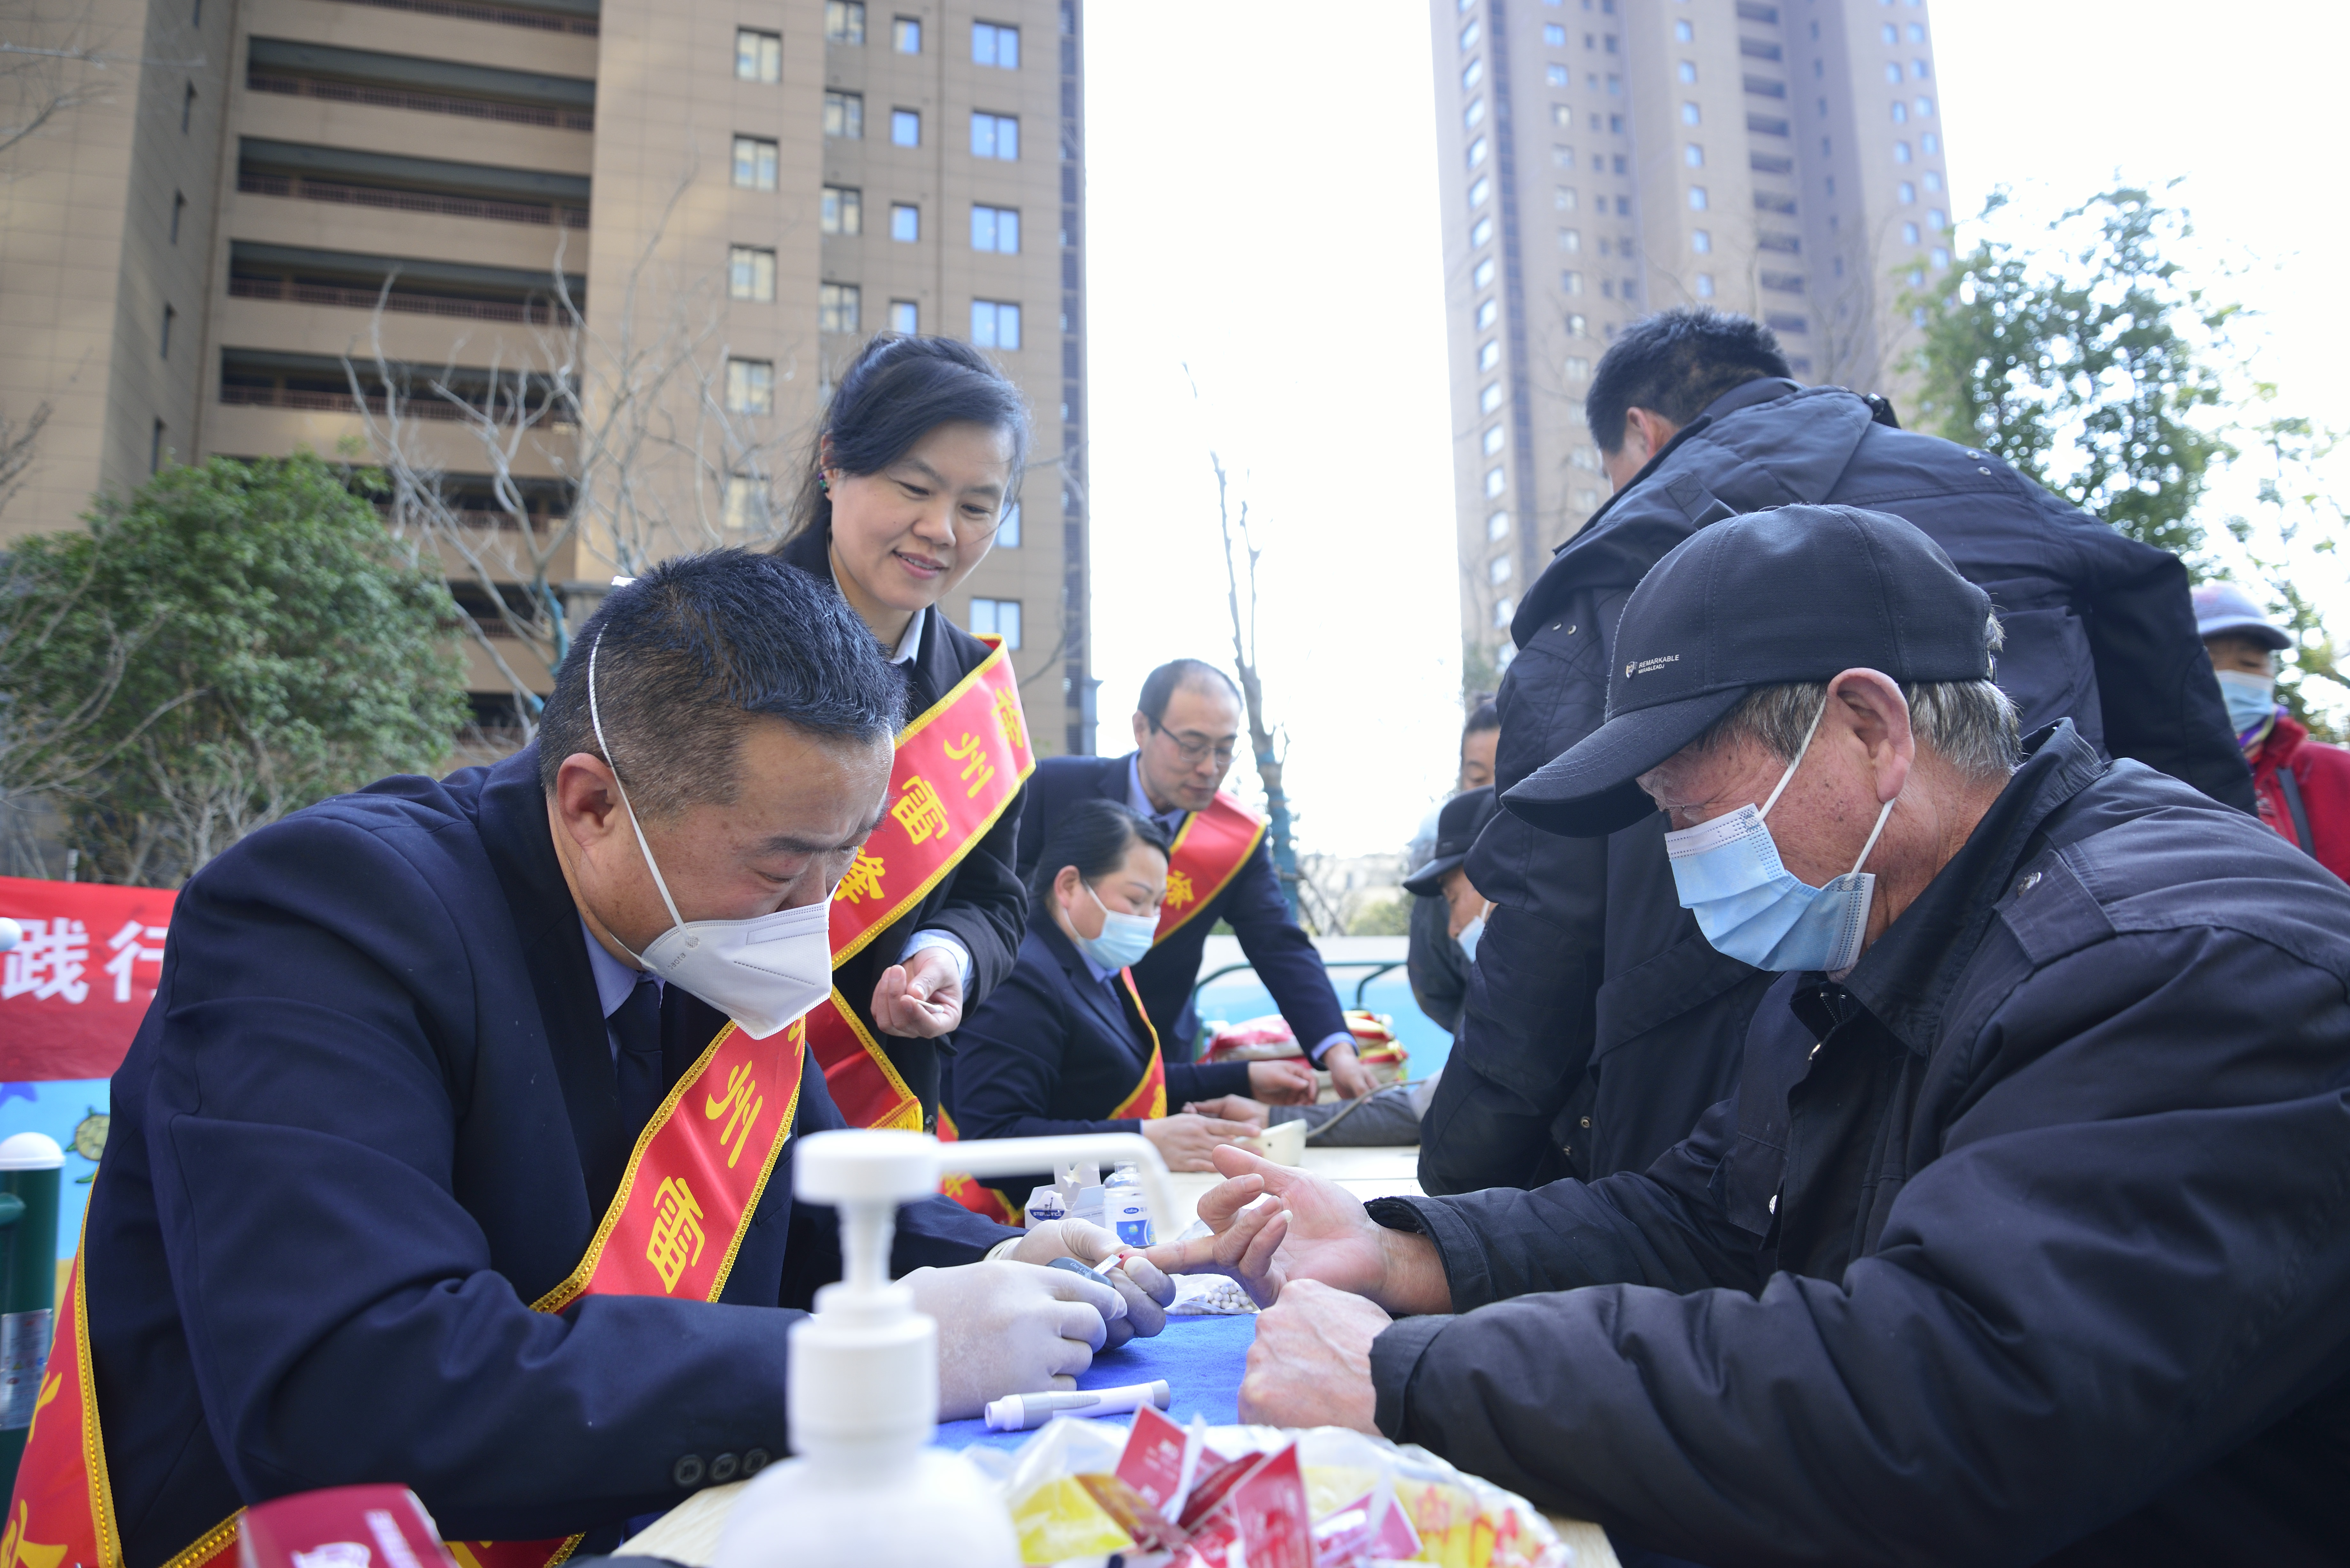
[1148,716,1239,766]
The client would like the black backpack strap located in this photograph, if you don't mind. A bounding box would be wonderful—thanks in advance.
[2278,765,2320,858]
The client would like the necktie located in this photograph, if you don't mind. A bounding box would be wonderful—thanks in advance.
[612,976,666,1146]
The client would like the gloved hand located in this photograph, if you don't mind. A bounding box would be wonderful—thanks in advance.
[907,1260,1125,1420]
[1006,1219,1175,1349]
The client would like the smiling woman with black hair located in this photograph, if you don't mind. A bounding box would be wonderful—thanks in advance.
[770,333,1033,1131]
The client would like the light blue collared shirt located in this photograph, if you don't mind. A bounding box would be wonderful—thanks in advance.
[581,918,658,1064]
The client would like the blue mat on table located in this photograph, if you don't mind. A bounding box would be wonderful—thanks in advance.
[933,1314,1257,1451]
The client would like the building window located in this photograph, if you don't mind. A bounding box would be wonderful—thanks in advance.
[1687,186,1708,210]
[1674,17,1693,40]
[972,204,1020,253]
[1567,311,1586,335]
[1460,18,1481,49]
[1489,555,1512,585]
[825,1,865,44]
[181,83,196,132]
[891,108,921,146]
[1922,132,1940,154]
[1564,354,1590,379]
[1467,176,1490,208]
[1563,269,1583,294]
[1923,170,1943,193]
[1493,597,1514,627]
[820,283,861,334]
[1465,96,1486,130]
[1547,64,1568,86]
[1902,221,1920,245]
[1881,22,1896,43]
[1478,340,1500,371]
[1473,257,1495,289]
[1461,57,1483,91]
[824,92,863,139]
[1929,246,1950,268]
[1914,58,1930,79]
[1484,468,1506,498]
[1681,102,1701,126]
[971,299,1021,349]
[1555,186,1577,211]
[1482,425,1505,456]
[733,136,778,189]
[170,190,185,243]
[889,299,919,334]
[1544,23,1566,44]
[891,203,920,242]
[968,597,1022,647]
[1475,298,1498,329]
[1487,509,1509,541]
[724,477,773,535]
[1893,139,1912,163]
[1884,62,1902,84]
[150,419,166,473]
[971,111,1019,159]
[894,16,921,52]
[726,358,775,413]
[997,501,1021,547]
[1891,100,1908,123]
[736,28,781,81]
[160,304,174,357]
[1696,273,1715,297]
[822,185,863,233]
[1684,143,1703,167]
[1467,135,1488,168]
[1914,98,1934,118]
[1926,208,1945,230]
[973,20,1020,68]
[1551,104,1573,128]
[1480,382,1503,413]
[1470,216,1493,248]
[1691,229,1711,253]
[729,245,776,300]
[1897,181,1915,204]
[1558,228,1581,252]
[1676,60,1695,83]
[1908,22,1926,41]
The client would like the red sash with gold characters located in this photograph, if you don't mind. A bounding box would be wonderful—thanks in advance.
[809,635,1033,1132]
[5,1017,807,1568]
[1152,793,1267,946]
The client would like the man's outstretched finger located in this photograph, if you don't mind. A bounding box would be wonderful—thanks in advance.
[1191,1172,1267,1230]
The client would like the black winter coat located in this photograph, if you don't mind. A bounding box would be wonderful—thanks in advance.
[1371,724,2350,1566]
[777,528,1028,1124]
[1420,378,2256,1195]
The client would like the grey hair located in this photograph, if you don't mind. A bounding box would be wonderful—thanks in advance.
[1689,613,2021,782]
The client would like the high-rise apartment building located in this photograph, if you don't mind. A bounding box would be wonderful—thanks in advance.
[0,0,1094,753]
[1429,0,1949,675]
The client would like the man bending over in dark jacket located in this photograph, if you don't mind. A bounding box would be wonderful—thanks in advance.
[1422,309,2255,1198]
[1151,507,2350,1567]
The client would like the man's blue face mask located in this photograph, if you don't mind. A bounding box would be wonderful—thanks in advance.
[1661,697,1898,976]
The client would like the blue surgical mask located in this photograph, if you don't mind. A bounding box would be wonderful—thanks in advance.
[1662,700,1898,975]
[1073,881,1158,971]
[1456,912,1486,961]
[2214,669,2277,738]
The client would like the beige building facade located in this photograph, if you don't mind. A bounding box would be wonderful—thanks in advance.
[1429,0,1950,675]
[1,0,1094,752]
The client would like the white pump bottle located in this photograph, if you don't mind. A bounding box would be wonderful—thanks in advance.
[712,1130,1180,1568]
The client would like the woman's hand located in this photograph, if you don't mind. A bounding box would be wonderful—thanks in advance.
[1247,1058,1320,1104]
[1141,1112,1262,1172]
[870,946,964,1038]
[1181,1094,1269,1130]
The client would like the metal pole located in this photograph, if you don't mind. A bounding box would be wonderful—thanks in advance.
[0,1132,65,1492]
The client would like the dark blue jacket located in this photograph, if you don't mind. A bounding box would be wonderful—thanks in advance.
[1421,379,2258,1195]
[1015,753,1345,1058]
[1373,724,2350,1565]
[87,748,1012,1568]
[948,910,1253,1142]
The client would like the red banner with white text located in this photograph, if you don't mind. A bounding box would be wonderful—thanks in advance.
[0,876,178,1082]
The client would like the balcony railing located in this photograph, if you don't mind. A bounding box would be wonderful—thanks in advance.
[246,71,594,132]
[237,170,589,229]
[315,0,598,36]
[221,382,579,433]
[229,274,577,325]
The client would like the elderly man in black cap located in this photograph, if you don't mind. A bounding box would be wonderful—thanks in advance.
[1148,505,2350,1566]
[1403,786,1500,1038]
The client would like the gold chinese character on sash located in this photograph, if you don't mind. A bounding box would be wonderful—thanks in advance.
[945,732,997,799]
[647,1176,707,1293]
[837,853,886,904]
[2,1496,65,1568]
[1164,870,1196,910]
[704,1060,765,1170]
[992,686,1026,755]
[892,776,949,843]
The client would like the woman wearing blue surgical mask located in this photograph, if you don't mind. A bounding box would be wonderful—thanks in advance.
[946,801,1314,1207]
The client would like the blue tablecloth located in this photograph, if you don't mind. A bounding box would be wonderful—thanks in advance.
[933,1314,1257,1451]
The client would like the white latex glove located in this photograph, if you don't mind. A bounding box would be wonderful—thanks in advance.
[906,1260,1124,1420]
[1005,1219,1176,1349]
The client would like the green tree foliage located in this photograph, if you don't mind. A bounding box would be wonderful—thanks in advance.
[5,454,470,884]
[1910,187,2235,558]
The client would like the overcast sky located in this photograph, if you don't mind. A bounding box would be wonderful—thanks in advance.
[1079,2,2347,858]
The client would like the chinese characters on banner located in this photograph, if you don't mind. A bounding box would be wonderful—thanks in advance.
[0,876,178,1081]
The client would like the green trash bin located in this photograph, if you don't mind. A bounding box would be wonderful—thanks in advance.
[0,1132,64,1494]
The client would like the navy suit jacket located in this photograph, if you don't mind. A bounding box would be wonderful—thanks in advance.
[1015,753,1346,1058]
[87,747,1012,1568]
[948,913,1252,1141]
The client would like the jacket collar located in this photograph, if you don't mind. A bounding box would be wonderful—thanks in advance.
[779,524,968,711]
[1833,720,2109,1056]
[1033,902,1145,1052]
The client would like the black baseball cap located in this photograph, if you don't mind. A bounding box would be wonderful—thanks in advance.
[1403,786,1500,896]
[1504,504,1994,838]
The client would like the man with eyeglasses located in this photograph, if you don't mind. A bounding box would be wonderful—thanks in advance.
[1016,658,1378,1097]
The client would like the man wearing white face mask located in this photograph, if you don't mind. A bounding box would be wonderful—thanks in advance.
[55,553,1162,1568]
[1146,506,2350,1565]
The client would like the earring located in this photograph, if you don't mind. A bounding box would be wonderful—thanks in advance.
[818,473,831,494]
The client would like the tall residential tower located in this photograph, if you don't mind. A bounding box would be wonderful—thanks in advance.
[1428,0,1949,676]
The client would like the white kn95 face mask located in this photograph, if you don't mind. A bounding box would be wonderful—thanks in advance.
[585,632,834,1038]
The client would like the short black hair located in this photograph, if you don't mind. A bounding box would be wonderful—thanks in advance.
[782,334,1032,542]
[1463,701,1499,741]
[536,550,905,818]
[1027,798,1171,904]
[1137,658,1241,725]
[1585,308,1793,454]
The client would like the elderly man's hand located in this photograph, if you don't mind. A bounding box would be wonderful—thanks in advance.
[1321,1040,1378,1100]
[870,946,964,1038]
[1139,1146,1450,1314]
[1238,1280,1386,1433]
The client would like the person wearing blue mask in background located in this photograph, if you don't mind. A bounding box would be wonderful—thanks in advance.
[1403,786,1499,1038]
[2194,579,2350,880]
[947,800,1319,1214]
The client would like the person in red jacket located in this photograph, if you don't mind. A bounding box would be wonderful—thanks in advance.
[2194,580,2350,879]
